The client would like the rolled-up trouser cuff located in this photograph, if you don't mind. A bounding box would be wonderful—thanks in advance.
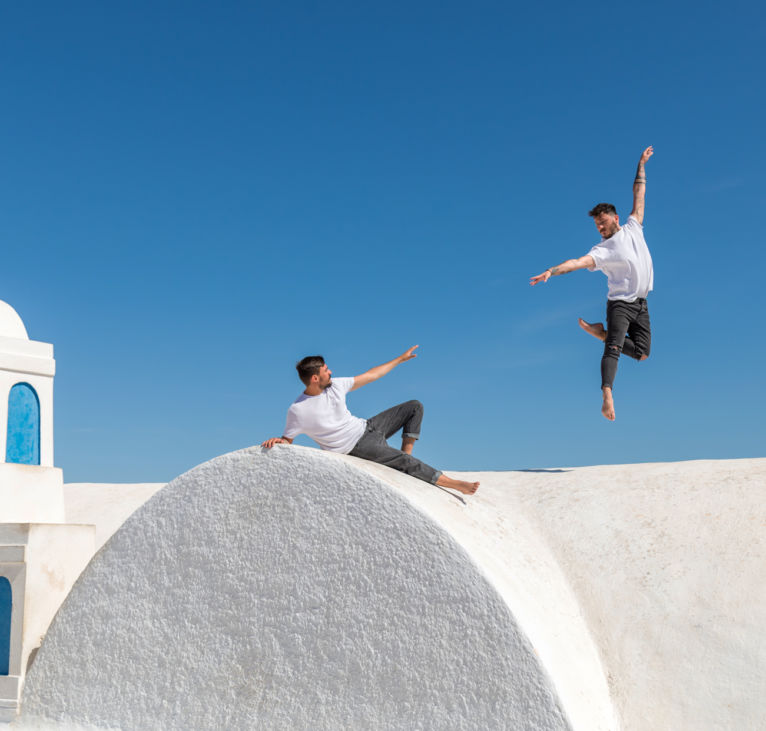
[366,400,424,441]
[402,432,420,439]
[430,470,443,485]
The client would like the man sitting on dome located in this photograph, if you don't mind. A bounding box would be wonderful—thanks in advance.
[261,346,479,496]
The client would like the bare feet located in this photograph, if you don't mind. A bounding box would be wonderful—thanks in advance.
[601,387,615,421]
[578,318,606,341]
[436,474,480,495]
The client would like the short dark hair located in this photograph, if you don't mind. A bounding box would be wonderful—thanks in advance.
[588,203,617,218]
[296,355,325,385]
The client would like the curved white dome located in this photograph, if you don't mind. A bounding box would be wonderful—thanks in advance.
[0,300,29,339]
[20,447,572,730]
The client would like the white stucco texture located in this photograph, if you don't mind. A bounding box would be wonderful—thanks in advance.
[19,446,570,731]
[63,482,165,551]
[369,457,766,731]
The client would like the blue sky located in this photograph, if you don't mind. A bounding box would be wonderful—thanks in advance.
[2,1,764,481]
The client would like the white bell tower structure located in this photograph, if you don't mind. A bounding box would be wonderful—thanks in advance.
[0,300,95,721]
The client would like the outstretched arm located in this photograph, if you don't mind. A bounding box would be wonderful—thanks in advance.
[351,345,418,391]
[530,255,595,285]
[630,146,653,224]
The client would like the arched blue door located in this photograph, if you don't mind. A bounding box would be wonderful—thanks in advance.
[0,577,10,675]
[6,383,40,465]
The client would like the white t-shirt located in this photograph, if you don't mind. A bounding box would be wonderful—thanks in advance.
[588,215,654,301]
[283,376,367,454]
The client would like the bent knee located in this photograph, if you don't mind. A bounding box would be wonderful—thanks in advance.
[636,345,651,361]
[406,399,423,411]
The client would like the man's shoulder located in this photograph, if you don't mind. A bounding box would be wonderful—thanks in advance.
[622,217,649,247]
[330,376,354,393]
[606,220,638,246]
[289,393,311,409]
[589,239,615,259]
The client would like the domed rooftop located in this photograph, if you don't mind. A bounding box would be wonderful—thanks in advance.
[0,300,29,339]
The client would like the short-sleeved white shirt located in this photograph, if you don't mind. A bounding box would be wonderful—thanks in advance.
[588,215,654,301]
[283,376,367,454]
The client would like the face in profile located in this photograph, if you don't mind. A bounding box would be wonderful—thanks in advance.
[316,364,332,389]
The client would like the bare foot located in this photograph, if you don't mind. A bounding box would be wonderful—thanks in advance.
[436,475,480,495]
[578,318,606,341]
[601,387,615,421]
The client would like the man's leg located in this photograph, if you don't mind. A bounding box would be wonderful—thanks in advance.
[365,400,424,453]
[580,300,651,362]
[600,300,636,421]
[623,299,651,362]
[349,430,479,495]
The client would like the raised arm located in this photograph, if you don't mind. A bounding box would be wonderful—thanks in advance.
[529,255,595,285]
[630,146,653,224]
[351,345,418,391]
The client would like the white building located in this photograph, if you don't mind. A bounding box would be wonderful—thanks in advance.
[0,301,95,722]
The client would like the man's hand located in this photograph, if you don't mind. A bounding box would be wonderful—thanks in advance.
[639,145,654,165]
[261,437,293,448]
[352,345,419,391]
[398,345,419,362]
[530,270,552,286]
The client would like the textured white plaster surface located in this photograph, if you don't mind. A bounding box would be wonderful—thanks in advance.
[21,525,96,677]
[15,452,766,730]
[63,483,165,551]
[483,458,766,731]
[19,447,569,731]
[339,456,618,731]
[386,457,766,731]
[0,523,95,723]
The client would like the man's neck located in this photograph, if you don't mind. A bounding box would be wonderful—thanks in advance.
[304,384,323,396]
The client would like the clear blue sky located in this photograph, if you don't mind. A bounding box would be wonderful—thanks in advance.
[2,1,764,482]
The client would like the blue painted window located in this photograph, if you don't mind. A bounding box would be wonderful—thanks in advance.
[0,577,10,675]
[6,383,40,465]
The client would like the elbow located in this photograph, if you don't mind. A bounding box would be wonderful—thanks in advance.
[569,258,586,272]
[576,255,594,271]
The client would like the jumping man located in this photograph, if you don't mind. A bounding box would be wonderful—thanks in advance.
[530,146,655,421]
[261,346,480,495]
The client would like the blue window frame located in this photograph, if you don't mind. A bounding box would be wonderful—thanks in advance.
[6,383,40,465]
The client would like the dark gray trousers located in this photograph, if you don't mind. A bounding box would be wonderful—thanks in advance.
[601,297,652,389]
[348,400,442,485]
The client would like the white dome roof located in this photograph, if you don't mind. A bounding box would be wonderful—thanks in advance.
[0,300,29,339]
